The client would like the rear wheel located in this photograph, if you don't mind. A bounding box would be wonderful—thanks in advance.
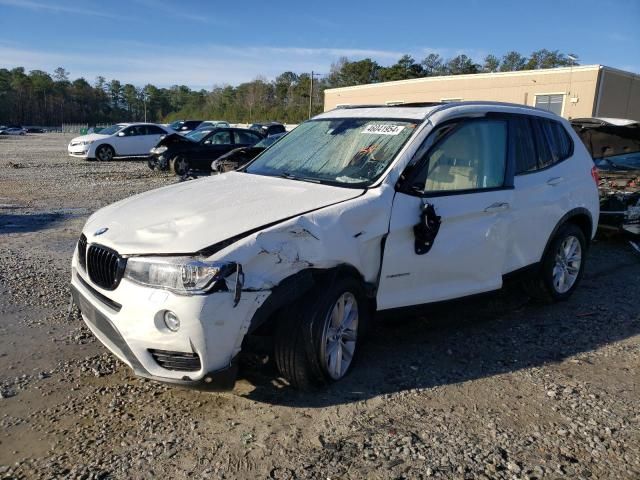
[274,276,367,390]
[524,223,587,302]
[170,155,189,176]
[95,144,115,161]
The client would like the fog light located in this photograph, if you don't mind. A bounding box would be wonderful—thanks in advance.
[163,311,180,332]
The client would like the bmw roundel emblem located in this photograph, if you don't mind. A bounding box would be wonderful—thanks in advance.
[94,227,109,236]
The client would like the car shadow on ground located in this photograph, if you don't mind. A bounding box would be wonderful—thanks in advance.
[238,239,640,407]
[0,212,69,234]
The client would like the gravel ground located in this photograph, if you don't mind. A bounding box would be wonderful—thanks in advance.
[0,133,639,480]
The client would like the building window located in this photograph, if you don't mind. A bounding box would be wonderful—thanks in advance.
[534,94,564,116]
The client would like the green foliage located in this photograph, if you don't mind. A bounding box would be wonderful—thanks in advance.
[0,49,580,126]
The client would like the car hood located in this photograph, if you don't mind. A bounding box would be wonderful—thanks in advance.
[70,133,110,143]
[83,172,364,255]
[155,132,195,147]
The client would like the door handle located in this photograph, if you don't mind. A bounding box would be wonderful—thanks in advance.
[484,202,510,213]
[547,176,564,186]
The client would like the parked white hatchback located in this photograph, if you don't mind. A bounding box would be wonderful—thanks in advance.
[71,102,599,391]
[67,123,171,160]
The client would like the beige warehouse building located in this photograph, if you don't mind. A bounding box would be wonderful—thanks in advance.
[324,65,640,120]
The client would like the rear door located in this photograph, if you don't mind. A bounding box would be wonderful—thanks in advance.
[234,129,262,147]
[377,116,515,310]
[507,115,576,271]
[139,125,166,153]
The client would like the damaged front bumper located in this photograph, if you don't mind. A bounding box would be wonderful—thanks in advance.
[70,256,269,390]
[148,153,169,170]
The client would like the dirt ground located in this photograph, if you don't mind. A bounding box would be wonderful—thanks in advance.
[0,133,639,480]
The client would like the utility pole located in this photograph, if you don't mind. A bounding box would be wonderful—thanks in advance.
[308,71,323,119]
[308,70,314,119]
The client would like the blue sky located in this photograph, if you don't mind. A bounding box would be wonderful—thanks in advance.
[0,0,638,88]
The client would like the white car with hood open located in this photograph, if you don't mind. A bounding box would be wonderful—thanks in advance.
[68,123,170,160]
[71,102,599,390]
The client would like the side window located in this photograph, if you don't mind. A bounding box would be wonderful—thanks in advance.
[205,131,232,145]
[513,116,538,174]
[547,120,573,160]
[145,125,164,135]
[532,118,574,169]
[531,119,554,169]
[121,127,136,136]
[413,118,507,192]
[235,131,261,144]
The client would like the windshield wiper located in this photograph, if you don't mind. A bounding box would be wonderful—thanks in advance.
[278,172,321,183]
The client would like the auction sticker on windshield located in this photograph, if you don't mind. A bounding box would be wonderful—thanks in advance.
[362,124,405,135]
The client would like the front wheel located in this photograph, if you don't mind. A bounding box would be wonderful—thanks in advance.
[95,144,115,161]
[524,223,587,302]
[274,276,368,390]
[170,155,189,176]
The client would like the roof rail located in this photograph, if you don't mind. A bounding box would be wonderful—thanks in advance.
[335,102,443,109]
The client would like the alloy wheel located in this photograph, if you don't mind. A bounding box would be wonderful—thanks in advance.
[552,235,582,294]
[321,292,359,380]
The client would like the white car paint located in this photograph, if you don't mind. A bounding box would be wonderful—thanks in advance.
[1,127,26,135]
[71,102,600,389]
[67,123,170,159]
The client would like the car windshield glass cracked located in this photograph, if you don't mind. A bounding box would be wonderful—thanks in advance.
[246,118,417,187]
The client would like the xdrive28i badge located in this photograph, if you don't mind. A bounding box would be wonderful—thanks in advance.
[94,227,109,236]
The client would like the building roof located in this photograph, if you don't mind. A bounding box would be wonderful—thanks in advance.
[324,65,639,93]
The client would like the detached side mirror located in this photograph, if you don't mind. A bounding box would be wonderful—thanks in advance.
[413,202,441,255]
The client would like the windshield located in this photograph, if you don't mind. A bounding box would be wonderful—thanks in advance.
[185,129,213,142]
[246,118,418,187]
[99,124,125,136]
[169,120,184,130]
[255,133,285,148]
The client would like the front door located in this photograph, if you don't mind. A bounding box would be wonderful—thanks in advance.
[195,130,234,169]
[377,116,514,310]
[115,126,143,156]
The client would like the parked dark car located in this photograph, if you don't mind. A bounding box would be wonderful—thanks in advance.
[149,127,264,175]
[571,117,640,236]
[168,120,203,134]
[212,132,286,173]
[249,122,286,137]
[25,127,46,133]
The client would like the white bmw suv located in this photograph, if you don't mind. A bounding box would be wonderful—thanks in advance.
[68,123,171,161]
[70,102,599,390]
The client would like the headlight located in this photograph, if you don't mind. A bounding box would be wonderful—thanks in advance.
[80,140,94,146]
[151,146,168,154]
[124,257,236,294]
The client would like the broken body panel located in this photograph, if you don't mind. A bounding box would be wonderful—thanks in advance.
[572,118,640,236]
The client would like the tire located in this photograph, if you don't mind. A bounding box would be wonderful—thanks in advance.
[523,223,587,303]
[95,144,115,162]
[147,158,156,171]
[170,155,189,176]
[274,275,368,390]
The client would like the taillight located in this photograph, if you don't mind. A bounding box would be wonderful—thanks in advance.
[591,166,600,184]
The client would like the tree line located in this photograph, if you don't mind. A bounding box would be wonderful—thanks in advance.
[0,49,578,126]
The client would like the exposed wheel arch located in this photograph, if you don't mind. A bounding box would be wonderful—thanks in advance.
[540,208,593,262]
[246,264,373,336]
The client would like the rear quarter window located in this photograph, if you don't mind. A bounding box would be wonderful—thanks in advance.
[513,116,538,174]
